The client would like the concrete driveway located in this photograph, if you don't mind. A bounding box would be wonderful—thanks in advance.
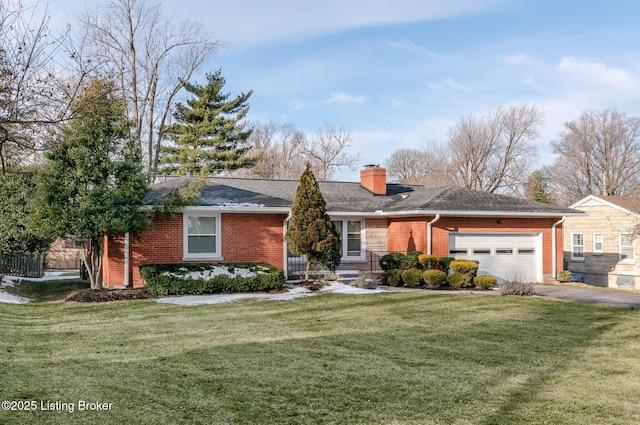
[531,284,640,310]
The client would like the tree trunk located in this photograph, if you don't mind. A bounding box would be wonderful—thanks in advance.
[305,259,311,282]
[82,237,104,289]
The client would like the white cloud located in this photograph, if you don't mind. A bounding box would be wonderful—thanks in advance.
[387,39,443,58]
[326,91,367,104]
[427,78,474,96]
[557,56,638,92]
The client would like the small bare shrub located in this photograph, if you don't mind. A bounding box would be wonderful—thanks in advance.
[557,270,572,282]
[500,281,535,296]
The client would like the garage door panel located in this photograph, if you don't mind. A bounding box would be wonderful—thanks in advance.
[448,233,541,283]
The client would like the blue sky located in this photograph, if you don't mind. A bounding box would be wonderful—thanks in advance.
[47,0,640,181]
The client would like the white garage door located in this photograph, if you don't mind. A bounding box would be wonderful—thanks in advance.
[448,233,542,283]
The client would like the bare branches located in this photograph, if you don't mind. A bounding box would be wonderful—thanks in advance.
[550,108,640,205]
[448,104,542,193]
[384,143,452,187]
[78,0,222,180]
[0,2,82,172]
[303,123,359,181]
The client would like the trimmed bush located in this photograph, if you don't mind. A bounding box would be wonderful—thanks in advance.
[402,268,423,288]
[473,275,497,290]
[449,259,479,286]
[379,252,406,271]
[402,251,423,269]
[500,281,535,296]
[447,272,466,289]
[139,262,285,296]
[422,269,446,289]
[418,254,439,270]
[384,268,403,286]
[439,256,455,272]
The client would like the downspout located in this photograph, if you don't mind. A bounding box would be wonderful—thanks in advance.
[427,214,441,255]
[552,216,566,279]
[124,232,130,288]
[283,212,291,279]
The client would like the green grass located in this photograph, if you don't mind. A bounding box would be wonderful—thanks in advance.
[0,293,638,424]
[2,279,89,302]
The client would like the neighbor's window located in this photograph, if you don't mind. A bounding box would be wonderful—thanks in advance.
[571,233,584,260]
[593,232,603,254]
[332,219,364,259]
[184,214,220,257]
[620,232,635,262]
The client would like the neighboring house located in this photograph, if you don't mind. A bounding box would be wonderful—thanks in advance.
[565,195,640,289]
[101,167,580,288]
[45,238,84,270]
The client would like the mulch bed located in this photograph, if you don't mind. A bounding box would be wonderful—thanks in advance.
[65,288,157,303]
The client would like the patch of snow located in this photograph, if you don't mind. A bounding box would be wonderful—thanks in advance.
[219,202,265,208]
[0,270,80,304]
[163,266,260,280]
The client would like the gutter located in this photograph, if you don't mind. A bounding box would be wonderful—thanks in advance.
[124,232,130,288]
[283,212,291,278]
[552,216,566,279]
[427,214,441,255]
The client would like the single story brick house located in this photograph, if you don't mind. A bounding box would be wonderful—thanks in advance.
[101,167,580,287]
[564,195,640,289]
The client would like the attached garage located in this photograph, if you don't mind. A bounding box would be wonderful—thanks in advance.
[448,233,543,283]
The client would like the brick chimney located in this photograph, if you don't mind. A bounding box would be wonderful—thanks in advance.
[360,165,387,195]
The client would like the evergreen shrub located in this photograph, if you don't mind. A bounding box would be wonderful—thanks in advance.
[140,262,284,296]
[422,269,447,289]
[447,272,466,289]
[402,251,423,269]
[418,254,439,270]
[473,275,498,290]
[401,268,423,288]
[384,268,403,286]
[379,252,407,271]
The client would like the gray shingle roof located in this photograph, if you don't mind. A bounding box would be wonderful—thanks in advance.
[148,176,579,216]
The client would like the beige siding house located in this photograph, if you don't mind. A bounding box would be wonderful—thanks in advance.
[565,195,640,289]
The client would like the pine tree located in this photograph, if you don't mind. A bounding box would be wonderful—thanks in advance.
[160,69,256,175]
[36,79,150,289]
[523,169,555,204]
[285,164,341,281]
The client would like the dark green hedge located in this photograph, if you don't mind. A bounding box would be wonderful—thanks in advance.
[139,262,285,296]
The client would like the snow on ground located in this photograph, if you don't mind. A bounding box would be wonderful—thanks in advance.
[156,281,386,306]
[0,270,81,304]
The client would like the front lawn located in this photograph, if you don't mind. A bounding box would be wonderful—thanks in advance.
[0,293,638,424]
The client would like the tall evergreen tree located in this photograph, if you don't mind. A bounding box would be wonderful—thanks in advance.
[285,164,341,281]
[159,69,256,176]
[0,168,53,254]
[36,79,150,289]
[523,169,555,204]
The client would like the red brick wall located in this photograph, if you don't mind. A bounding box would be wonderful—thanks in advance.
[102,212,287,288]
[387,217,428,252]
[431,216,563,275]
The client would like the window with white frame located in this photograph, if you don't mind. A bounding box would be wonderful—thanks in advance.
[184,213,221,258]
[571,232,584,260]
[620,232,635,262]
[592,232,603,254]
[332,219,364,259]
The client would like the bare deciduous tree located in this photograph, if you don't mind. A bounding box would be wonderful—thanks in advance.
[0,2,83,173]
[238,121,307,179]
[241,121,359,181]
[384,143,452,187]
[78,0,222,180]
[549,108,640,205]
[448,103,542,193]
[303,122,359,181]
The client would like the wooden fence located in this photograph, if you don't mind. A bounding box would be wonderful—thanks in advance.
[0,253,45,278]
